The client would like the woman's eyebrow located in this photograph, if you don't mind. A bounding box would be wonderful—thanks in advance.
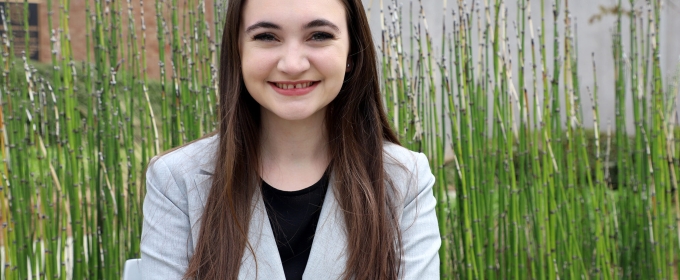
[245,19,339,34]
[245,21,280,34]
[304,19,340,32]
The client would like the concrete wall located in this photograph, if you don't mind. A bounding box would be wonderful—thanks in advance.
[362,0,680,130]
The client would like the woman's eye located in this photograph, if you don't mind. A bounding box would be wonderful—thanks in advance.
[310,32,334,41]
[253,33,277,42]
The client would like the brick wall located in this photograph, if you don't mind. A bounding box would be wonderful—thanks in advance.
[2,0,216,80]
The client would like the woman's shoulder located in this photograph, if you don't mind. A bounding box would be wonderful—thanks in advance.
[382,143,440,279]
[382,142,434,199]
[382,142,428,172]
[148,133,220,176]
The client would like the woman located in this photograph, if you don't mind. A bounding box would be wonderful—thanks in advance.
[140,0,441,279]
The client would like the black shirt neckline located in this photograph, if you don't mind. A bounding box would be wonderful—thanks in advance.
[261,178,324,196]
[260,168,331,280]
[261,167,331,196]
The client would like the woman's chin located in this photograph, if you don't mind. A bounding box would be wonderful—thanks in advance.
[263,107,327,123]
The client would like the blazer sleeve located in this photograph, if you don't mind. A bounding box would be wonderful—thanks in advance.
[400,152,441,279]
[140,157,192,279]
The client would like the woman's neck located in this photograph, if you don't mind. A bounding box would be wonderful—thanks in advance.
[259,109,330,191]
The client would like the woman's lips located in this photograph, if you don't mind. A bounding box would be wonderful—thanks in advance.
[269,81,319,96]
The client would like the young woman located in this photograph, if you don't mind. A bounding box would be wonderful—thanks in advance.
[140,0,441,279]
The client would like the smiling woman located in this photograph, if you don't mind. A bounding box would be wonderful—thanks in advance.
[139,0,441,279]
[240,0,349,125]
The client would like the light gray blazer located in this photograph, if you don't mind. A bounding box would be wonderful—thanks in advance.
[140,134,441,279]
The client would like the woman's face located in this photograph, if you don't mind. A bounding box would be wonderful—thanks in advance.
[239,0,350,123]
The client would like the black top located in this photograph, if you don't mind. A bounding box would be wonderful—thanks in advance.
[261,172,329,280]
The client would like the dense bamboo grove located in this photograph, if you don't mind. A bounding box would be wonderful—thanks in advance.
[0,0,678,279]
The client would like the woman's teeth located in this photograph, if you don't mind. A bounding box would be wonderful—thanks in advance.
[275,82,314,89]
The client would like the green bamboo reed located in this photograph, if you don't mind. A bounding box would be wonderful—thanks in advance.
[612,3,633,276]
[515,0,532,274]
[0,0,214,277]
[49,3,70,276]
[437,1,457,277]
[448,2,472,277]
[415,3,450,280]
[138,0,156,259]
[124,0,141,268]
[156,0,170,151]
[0,10,10,279]
[4,3,32,279]
[0,5,11,279]
[526,2,547,279]
[100,1,121,277]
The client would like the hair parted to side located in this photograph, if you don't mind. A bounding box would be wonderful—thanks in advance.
[183,0,403,279]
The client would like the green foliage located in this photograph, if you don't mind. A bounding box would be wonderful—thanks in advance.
[380,0,679,279]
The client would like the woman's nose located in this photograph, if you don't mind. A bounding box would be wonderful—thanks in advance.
[277,42,310,75]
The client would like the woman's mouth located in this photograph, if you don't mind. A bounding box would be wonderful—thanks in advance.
[269,81,320,96]
[271,81,318,89]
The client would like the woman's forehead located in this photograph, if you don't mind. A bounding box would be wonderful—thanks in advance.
[240,0,347,30]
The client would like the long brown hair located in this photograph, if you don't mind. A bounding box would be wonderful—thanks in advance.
[184,0,402,279]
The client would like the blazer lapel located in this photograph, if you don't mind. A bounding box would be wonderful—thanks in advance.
[303,178,348,279]
[189,171,212,248]
[192,170,286,280]
[239,191,286,279]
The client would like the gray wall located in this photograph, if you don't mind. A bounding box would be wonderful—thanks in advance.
[362,0,680,132]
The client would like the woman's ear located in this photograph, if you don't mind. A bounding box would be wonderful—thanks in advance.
[346,60,353,72]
